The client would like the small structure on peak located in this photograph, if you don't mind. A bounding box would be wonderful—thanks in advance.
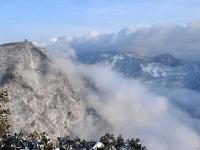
[24,39,28,43]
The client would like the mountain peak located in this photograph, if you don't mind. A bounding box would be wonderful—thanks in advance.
[0,40,49,80]
[0,41,82,137]
[0,39,33,47]
[0,40,47,57]
[153,53,181,67]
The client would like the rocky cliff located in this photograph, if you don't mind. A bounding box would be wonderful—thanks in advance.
[0,41,83,137]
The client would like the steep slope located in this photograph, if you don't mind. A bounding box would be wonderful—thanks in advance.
[0,41,83,137]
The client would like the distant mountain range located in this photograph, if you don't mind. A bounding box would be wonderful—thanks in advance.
[77,51,200,92]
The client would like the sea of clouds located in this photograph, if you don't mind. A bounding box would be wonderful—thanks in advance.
[45,22,200,150]
[47,21,200,60]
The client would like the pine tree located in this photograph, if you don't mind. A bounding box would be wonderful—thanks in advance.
[0,88,148,149]
[0,88,11,138]
[116,134,125,149]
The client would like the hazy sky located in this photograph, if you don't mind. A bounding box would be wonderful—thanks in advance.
[1,0,200,43]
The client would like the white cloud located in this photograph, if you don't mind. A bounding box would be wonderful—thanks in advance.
[44,22,200,149]
[49,37,58,43]
[69,65,200,150]
[48,22,200,60]
[32,41,46,47]
[87,30,100,38]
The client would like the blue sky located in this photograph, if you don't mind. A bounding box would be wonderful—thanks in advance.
[0,0,200,43]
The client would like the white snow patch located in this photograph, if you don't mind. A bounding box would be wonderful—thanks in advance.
[142,63,167,78]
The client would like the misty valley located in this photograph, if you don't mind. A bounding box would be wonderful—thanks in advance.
[0,29,200,149]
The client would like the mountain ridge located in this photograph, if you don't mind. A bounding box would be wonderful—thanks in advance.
[77,51,200,92]
[0,41,83,137]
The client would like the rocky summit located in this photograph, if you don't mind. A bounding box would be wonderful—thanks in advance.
[0,40,83,137]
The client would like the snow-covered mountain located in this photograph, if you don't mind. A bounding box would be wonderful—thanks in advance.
[77,51,200,92]
[2,41,200,149]
[0,41,83,137]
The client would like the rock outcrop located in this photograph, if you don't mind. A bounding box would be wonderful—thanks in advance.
[0,41,83,137]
